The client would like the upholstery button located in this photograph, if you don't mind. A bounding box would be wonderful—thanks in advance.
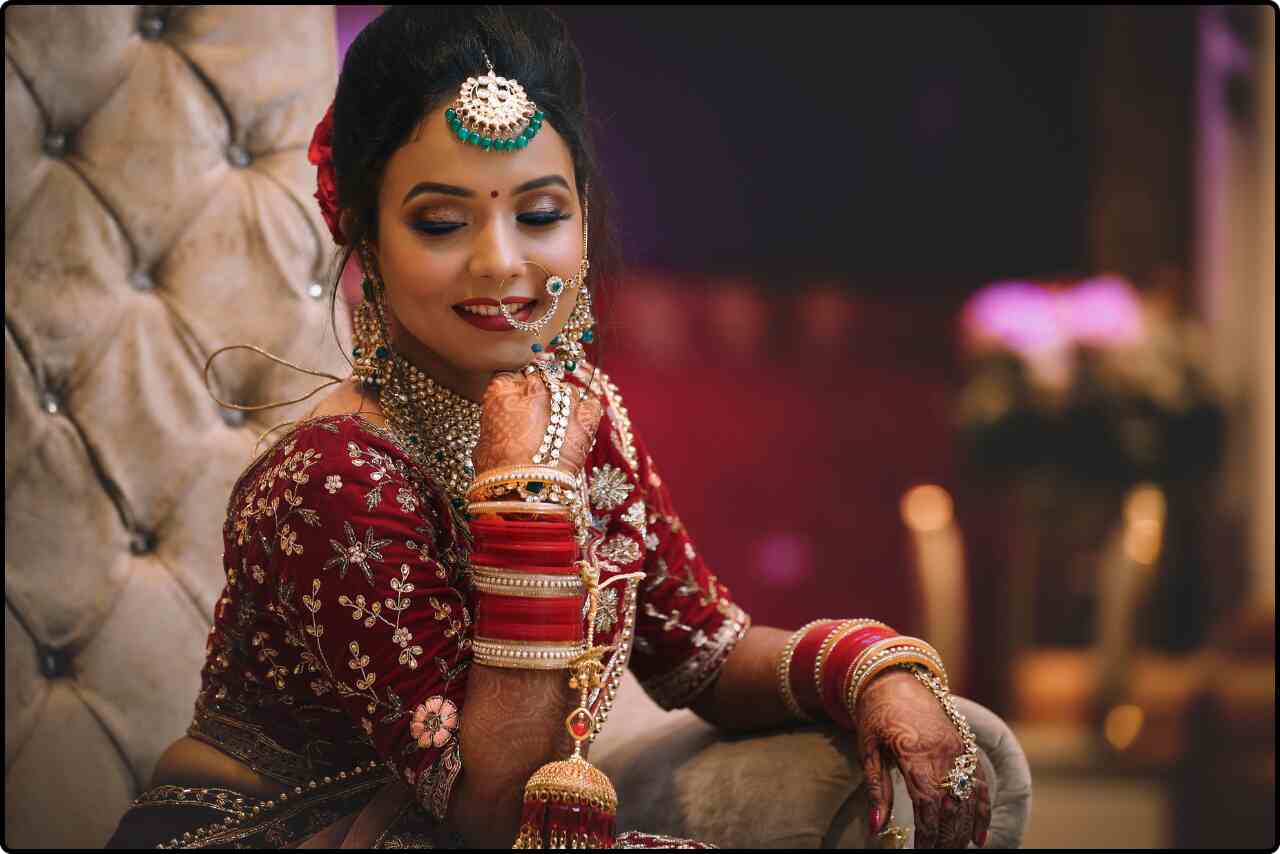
[41,390,61,415]
[220,407,246,427]
[42,132,68,158]
[130,528,157,555]
[38,646,71,679]
[307,281,325,300]
[140,15,165,40]
[226,144,252,168]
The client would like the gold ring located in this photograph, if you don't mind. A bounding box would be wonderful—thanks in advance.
[877,823,909,849]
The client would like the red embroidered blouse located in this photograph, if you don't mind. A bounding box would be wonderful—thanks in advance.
[188,364,751,821]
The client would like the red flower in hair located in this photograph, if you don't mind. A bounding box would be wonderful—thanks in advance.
[308,102,345,245]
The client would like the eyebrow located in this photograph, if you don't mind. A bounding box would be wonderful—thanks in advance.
[401,174,571,206]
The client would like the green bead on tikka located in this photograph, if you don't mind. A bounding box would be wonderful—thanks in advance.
[531,342,544,353]
[375,345,389,360]
[581,330,594,343]
[445,108,542,152]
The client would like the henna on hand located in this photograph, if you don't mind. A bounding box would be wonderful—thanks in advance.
[853,668,990,849]
[472,370,602,477]
[447,665,583,847]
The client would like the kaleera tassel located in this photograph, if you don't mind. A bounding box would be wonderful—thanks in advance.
[512,718,618,849]
[512,561,643,849]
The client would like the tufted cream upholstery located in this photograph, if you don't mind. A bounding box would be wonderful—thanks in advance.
[4,7,1030,849]
[4,6,349,848]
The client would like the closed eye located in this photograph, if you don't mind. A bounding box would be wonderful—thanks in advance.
[413,211,570,237]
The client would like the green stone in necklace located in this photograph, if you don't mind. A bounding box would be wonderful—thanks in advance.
[376,355,481,509]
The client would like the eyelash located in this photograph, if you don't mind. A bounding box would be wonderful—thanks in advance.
[414,211,570,237]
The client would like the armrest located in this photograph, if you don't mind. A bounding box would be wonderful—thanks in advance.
[592,678,1031,849]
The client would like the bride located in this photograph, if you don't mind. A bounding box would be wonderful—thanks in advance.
[107,6,990,848]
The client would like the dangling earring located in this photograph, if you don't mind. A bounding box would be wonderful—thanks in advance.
[351,243,391,390]
[530,192,596,373]
[542,283,595,374]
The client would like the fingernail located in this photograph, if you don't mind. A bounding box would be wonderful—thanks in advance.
[978,830,988,847]
[870,806,882,834]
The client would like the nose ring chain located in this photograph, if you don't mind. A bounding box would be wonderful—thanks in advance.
[498,260,566,333]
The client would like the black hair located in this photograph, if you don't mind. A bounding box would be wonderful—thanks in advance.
[323,6,618,375]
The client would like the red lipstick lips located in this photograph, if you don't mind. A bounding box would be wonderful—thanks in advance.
[452,297,538,331]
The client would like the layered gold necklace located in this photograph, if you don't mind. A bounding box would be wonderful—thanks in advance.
[350,298,481,509]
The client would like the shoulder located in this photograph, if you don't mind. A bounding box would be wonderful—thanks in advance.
[269,413,397,473]
[250,414,464,563]
[230,411,424,520]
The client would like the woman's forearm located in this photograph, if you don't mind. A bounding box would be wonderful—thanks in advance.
[445,664,582,847]
[688,625,798,732]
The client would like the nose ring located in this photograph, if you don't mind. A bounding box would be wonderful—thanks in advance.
[498,260,562,333]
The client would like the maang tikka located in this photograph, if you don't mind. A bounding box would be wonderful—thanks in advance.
[445,50,543,152]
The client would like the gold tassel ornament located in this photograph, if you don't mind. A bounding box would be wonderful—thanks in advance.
[512,562,644,849]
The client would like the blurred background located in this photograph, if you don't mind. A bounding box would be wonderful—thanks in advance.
[335,6,1277,849]
[335,6,1274,850]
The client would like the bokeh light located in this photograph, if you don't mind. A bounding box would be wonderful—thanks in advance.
[901,484,955,533]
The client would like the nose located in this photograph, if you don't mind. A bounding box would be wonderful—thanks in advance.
[467,216,525,290]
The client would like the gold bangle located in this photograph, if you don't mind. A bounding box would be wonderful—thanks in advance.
[470,482,579,506]
[472,637,584,669]
[469,482,578,504]
[810,620,855,693]
[466,500,572,518]
[846,639,948,714]
[883,635,946,684]
[851,636,947,687]
[811,618,893,696]
[846,637,947,702]
[848,651,943,713]
[472,566,586,598]
[472,463,572,485]
[468,465,577,501]
[776,619,833,722]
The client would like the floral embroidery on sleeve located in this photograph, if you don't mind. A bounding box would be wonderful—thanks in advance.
[271,419,472,821]
[411,697,459,749]
[574,368,752,711]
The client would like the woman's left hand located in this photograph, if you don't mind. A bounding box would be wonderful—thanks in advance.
[853,667,991,849]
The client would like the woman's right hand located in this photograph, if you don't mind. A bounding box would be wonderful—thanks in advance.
[471,365,603,478]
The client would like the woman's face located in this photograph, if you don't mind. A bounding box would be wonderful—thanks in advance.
[368,102,584,402]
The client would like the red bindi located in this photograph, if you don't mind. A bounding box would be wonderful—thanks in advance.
[491,190,499,198]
